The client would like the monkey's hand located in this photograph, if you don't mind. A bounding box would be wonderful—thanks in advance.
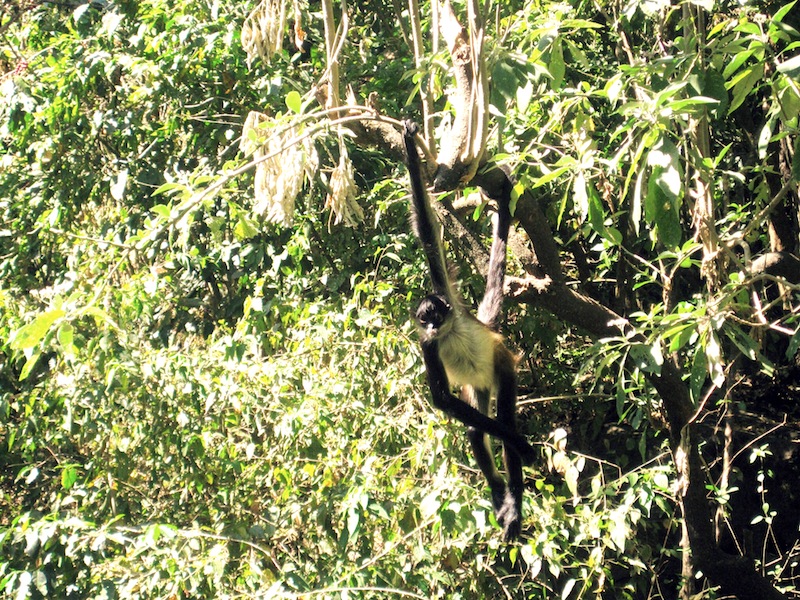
[404,119,419,139]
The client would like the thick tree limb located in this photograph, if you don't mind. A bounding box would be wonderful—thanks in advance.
[346,118,406,164]
[749,251,800,284]
[433,0,488,191]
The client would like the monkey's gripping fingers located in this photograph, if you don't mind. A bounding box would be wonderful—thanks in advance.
[404,119,419,139]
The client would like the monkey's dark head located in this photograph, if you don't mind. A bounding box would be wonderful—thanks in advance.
[415,294,451,338]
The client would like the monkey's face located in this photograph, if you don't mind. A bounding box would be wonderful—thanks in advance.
[416,294,451,338]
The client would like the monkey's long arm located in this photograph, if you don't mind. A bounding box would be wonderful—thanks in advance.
[403,121,453,299]
[420,340,536,465]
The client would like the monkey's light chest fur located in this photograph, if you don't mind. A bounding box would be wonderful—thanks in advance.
[436,313,501,393]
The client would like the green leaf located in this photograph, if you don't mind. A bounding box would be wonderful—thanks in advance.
[549,37,565,89]
[772,1,797,24]
[792,137,800,182]
[10,309,65,351]
[533,162,574,188]
[724,326,759,361]
[667,96,721,113]
[492,59,519,104]
[19,350,42,381]
[79,306,118,328]
[586,182,605,233]
[510,181,525,216]
[152,182,187,197]
[689,350,706,402]
[285,90,302,114]
[645,137,682,247]
[604,72,624,105]
[234,213,260,240]
[787,327,800,359]
[728,63,765,115]
[645,178,681,248]
[151,204,171,219]
[629,342,663,374]
[702,69,729,118]
[61,465,79,490]
[57,322,74,352]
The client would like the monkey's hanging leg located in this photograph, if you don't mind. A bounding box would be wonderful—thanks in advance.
[421,341,536,464]
[495,370,524,540]
[463,387,519,539]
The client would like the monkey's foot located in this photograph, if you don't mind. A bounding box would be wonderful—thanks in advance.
[496,492,522,541]
[491,487,522,541]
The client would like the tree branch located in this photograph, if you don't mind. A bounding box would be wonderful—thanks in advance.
[433,0,488,191]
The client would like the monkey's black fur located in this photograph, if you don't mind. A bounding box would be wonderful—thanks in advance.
[403,120,533,540]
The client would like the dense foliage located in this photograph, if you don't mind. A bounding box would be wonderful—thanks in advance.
[1,0,798,598]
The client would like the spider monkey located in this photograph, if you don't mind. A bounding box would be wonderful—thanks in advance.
[403,120,534,541]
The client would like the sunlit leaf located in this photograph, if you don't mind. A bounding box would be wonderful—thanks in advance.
[72,3,90,22]
[234,213,260,240]
[573,170,588,221]
[10,309,65,351]
[285,90,302,114]
[629,342,663,374]
[151,204,171,218]
[705,332,726,388]
[110,169,128,201]
[61,465,78,490]
[549,37,565,89]
[757,115,777,159]
[57,322,74,353]
[562,578,577,599]
[647,137,681,202]
[19,350,42,381]
[532,162,574,188]
[728,63,765,114]
[772,0,797,24]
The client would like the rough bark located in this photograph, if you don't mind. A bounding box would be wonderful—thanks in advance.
[432,0,488,191]
[750,251,800,284]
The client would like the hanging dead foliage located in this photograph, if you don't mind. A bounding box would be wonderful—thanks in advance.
[241,111,319,226]
[241,0,287,63]
[325,142,363,228]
